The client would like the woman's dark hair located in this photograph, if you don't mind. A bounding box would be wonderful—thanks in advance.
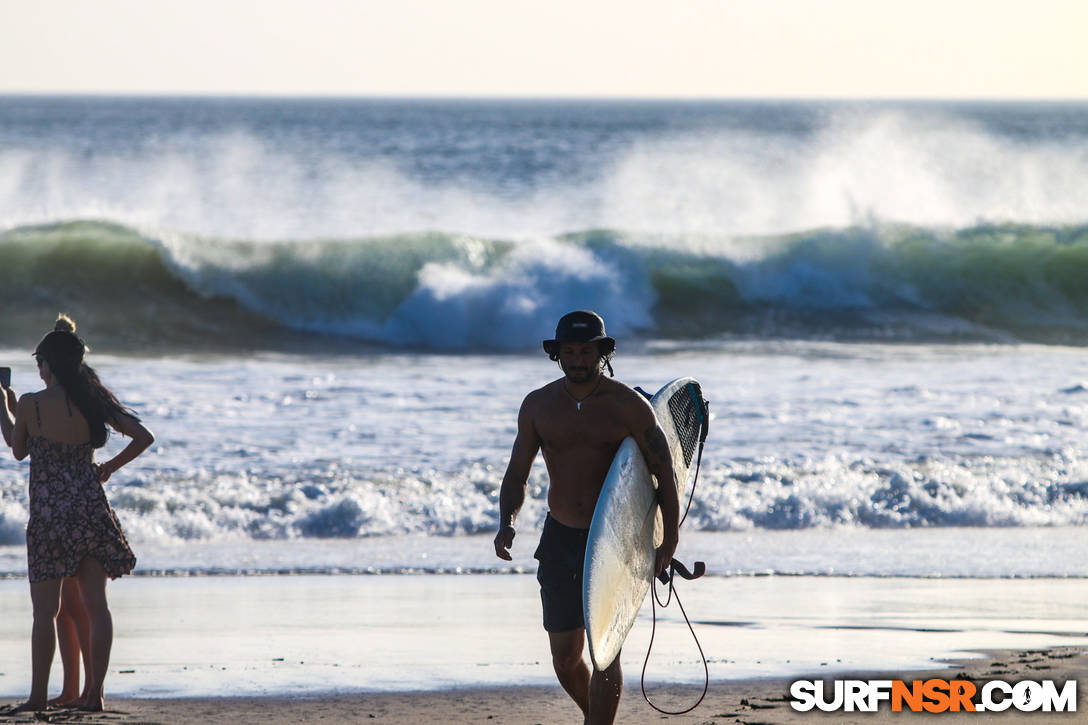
[35,315,138,448]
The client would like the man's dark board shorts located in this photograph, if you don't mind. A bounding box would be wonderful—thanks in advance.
[534,513,590,633]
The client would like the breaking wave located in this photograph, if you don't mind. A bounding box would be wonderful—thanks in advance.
[3,220,1088,349]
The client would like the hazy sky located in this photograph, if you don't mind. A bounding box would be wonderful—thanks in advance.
[3,0,1087,98]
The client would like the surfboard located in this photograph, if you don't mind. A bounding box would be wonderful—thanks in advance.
[583,377,707,671]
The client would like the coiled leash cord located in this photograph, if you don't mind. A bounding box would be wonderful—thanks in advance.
[641,399,710,716]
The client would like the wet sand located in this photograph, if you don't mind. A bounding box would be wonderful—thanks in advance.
[1,574,1085,723]
[1,645,1084,724]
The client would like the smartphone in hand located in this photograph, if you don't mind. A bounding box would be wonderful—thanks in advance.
[0,367,10,388]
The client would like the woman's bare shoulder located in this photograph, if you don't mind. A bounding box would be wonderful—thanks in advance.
[15,390,40,408]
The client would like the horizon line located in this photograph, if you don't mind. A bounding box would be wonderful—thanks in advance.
[3,90,1088,104]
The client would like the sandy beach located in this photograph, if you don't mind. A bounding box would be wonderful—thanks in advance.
[0,573,1084,723]
[0,645,1082,724]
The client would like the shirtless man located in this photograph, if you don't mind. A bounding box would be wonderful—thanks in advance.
[494,310,679,725]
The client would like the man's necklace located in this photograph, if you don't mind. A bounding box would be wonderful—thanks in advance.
[563,377,603,411]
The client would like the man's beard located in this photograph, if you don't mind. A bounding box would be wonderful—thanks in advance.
[562,361,598,384]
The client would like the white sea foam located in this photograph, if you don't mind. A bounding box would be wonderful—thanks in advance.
[3,106,1088,240]
[1,343,1086,579]
[0,132,593,241]
[601,109,1088,236]
[375,239,655,348]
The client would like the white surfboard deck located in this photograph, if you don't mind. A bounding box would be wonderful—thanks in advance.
[583,377,706,671]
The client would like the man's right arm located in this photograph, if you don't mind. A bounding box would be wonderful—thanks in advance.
[494,395,541,561]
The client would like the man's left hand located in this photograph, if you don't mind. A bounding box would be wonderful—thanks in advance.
[654,529,679,577]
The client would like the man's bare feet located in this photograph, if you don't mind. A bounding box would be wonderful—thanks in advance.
[76,696,104,712]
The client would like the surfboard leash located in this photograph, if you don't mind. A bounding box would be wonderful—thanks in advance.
[641,558,709,715]
[640,391,710,715]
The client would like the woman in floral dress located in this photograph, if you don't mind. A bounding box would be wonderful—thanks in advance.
[1,315,153,713]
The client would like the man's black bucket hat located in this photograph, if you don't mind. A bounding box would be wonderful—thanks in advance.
[542,310,616,358]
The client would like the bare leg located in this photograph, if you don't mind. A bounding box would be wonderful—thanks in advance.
[588,649,622,725]
[548,629,590,721]
[74,595,92,705]
[74,558,111,712]
[66,578,93,707]
[48,578,83,707]
[13,578,62,712]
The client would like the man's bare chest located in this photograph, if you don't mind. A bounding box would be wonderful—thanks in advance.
[534,405,629,453]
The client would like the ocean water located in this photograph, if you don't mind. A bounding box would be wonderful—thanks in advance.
[1,97,1088,579]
